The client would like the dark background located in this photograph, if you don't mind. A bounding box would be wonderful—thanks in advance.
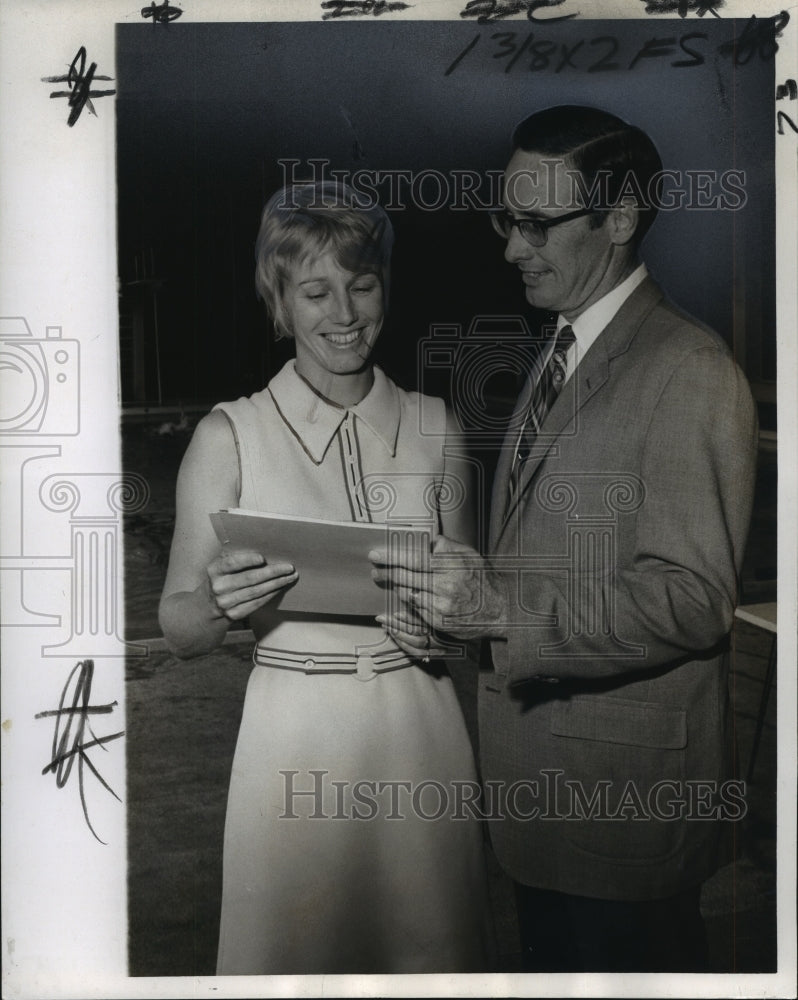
[116,19,776,417]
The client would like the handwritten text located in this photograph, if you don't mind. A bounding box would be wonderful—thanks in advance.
[42,47,115,127]
[36,660,124,844]
[445,13,790,76]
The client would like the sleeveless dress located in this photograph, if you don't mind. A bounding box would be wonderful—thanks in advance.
[214,361,489,975]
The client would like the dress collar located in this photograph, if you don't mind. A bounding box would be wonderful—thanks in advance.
[268,360,401,464]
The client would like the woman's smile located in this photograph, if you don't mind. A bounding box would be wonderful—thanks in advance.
[322,328,365,347]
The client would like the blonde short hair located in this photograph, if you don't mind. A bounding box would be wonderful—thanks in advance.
[254,181,394,338]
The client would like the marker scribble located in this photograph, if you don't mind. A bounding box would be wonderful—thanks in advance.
[41,47,116,127]
[141,1,184,24]
[776,78,798,135]
[36,660,124,844]
[460,0,578,23]
[640,0,723,17]
[321,0,413,20]
[717,11,790,65]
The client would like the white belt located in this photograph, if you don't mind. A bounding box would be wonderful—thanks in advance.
[253,645,416,682]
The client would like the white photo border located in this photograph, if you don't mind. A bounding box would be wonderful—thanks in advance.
[1,1,795,998]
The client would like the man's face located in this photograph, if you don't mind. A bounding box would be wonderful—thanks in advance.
[502,149,624,320]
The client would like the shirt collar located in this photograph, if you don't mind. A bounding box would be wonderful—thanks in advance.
[557,263,648,361]
[268,360,401,464]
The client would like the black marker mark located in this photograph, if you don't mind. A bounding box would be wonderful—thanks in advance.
[555,38,584,71]
[461,0,524,22]
[640,0,723,17]
[141,1,183,23]
[320,0,412,19]
[528,37,558,71]
[340,106,367,162]
[461,0,578,24]
[492,31,519,62]
[444,32,481,75]
[710,52,729,110]
[717,11,790,65]
[776,77,798,136]
[777,111,798,135]
[628,36,676,71]
[36,660,124,844]
[588,36,620,72]
[42,47,115,127]
[672,32,708,67]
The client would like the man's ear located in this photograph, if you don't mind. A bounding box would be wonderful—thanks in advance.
[608,200,639,246]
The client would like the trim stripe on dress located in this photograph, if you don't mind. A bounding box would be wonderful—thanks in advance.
[339,414,372,523]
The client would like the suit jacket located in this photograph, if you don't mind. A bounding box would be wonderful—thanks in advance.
[479,277,758,901]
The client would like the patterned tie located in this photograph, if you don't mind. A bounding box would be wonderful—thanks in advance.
[508,324,576,501]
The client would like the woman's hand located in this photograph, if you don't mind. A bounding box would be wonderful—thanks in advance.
[205,549,298,621]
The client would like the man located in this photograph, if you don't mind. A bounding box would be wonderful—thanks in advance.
[370,105,758,972]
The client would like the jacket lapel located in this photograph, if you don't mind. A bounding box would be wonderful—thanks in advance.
[490,278,664,549]
[489,371,536,549]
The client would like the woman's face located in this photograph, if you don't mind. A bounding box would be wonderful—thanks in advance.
[283,250,384,388]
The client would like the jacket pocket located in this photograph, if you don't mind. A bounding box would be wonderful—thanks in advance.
[548,695,688,863]
[550,695,686,749]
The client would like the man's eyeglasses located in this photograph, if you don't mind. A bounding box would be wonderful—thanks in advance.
[490,207,596,247]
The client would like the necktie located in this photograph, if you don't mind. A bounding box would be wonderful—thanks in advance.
[508,324,576,501]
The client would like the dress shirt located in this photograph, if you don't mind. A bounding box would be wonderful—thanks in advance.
[510,264,649,461]
[557,263,648,383]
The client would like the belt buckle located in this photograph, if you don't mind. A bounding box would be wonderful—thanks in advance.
[355,654,377,683]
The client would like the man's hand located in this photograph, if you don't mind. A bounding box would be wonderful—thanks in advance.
[369,534,507,641]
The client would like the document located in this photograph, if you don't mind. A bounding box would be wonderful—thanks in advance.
[210,508,432,617]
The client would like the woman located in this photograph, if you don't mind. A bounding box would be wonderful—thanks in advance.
[159,182,489,974]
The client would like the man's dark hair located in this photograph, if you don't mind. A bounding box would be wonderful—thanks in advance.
[512,105,664,248]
